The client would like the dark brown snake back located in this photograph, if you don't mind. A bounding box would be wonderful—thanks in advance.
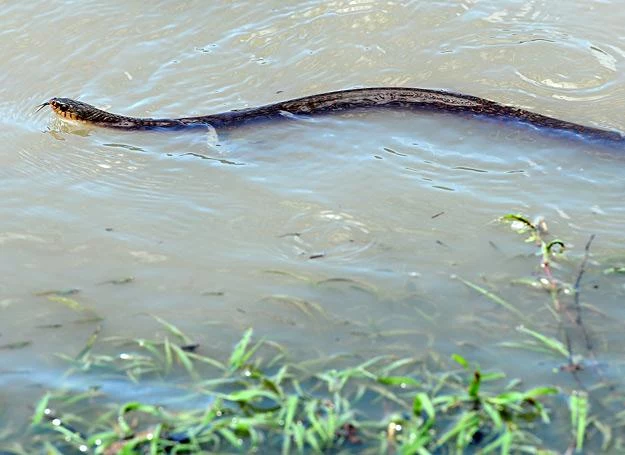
[42,87,625,144]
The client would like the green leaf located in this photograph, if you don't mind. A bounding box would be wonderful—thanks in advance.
[46,295,84,311]
[482,401,503,428]
[283,395,299,431]
[218,428,243,448]
[451,354,469,369]
[186,351,226,370]
[468,371,481,399]
[377,376,420,387]
[75,325,101,362]
[31,392,51,425]
[480,429,512,454]
[517,326,569,358]
[229,328,253,370]
[163,337,173,374]
[545,239,565,255]
[480,371,506,382]
[152,315,193,345]
[457,277,527,320]
[222,389,279,403]
[524,386,559,398]
[500,214,535,230]
[489,392,524,405]
[171,343,198,379]
[413,393,436,422]
[117,402,162,436]
[437,411,480,447]
[570,390,589,452]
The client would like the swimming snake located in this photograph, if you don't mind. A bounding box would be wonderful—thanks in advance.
[37,87,624,144]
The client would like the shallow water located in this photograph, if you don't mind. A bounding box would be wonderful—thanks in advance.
[2,0,625,448]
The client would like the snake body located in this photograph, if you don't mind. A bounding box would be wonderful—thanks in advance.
[40,87,624,144]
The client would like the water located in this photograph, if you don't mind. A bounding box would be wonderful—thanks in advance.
[2,0,625,448]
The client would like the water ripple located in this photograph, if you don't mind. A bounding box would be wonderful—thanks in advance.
[278,208,378,263]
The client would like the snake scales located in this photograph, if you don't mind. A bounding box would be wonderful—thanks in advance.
[38,87,624,144]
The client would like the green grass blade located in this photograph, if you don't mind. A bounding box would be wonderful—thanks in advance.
[152,315,193,345]
[230,328,253,370]
[451,353,469,370]
[413,392,436,423]
[171,343,199,379]
[570,391,589,452]
[31,392,51,425]
[457,277,527,320]
[517,326,569,358]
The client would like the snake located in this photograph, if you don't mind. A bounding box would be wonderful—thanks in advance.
[37,87,624,144]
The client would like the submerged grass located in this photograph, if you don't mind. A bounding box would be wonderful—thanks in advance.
[4,213,625,453]
[13,326,562,455]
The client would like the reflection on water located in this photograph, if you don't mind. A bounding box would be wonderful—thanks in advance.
[1,0,625,448]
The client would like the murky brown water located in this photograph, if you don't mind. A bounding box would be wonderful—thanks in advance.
[2,0,625,445]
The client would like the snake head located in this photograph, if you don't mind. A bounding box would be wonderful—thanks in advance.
[37,97,133,127]
[44,98,88,121]
[37,97,99,122]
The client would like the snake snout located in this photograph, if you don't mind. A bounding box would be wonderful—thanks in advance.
[50,98,70,112]
[36,98,69,114]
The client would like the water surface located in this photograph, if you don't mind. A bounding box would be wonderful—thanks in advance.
[1,0,625,448]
